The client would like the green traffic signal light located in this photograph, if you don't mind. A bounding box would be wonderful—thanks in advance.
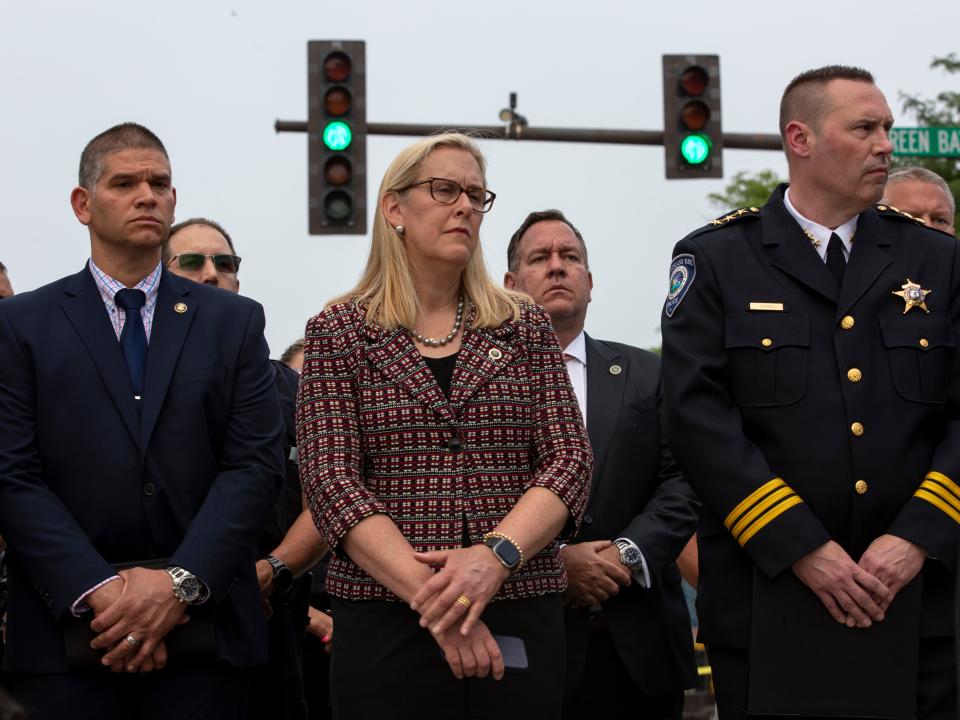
[323,121,353,151]
[680,133,711,165]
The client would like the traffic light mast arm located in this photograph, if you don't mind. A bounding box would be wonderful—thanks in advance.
[277,119,781,150]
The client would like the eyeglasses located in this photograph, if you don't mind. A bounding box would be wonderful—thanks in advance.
[395,177,496,214]
[167,253,242,274]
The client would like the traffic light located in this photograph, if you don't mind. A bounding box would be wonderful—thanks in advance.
[308,40,367,235]
[662,55,723,179]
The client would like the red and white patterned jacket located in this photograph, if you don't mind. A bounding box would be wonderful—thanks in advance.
[297,300,592,601]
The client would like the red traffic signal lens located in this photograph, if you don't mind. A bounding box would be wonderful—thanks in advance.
[324,156,352,186]
[324,87,352,116]
[680,100,710,130]
[324,52,351,82]
[324,190,353,221]
[680,66,708,96]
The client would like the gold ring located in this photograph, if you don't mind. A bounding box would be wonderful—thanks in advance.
[455,594,472,608]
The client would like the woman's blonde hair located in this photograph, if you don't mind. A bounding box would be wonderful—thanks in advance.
[327,132,523,329]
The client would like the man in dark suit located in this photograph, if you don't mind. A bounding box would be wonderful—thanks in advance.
[662,66,957,720]
[0,123,284,719]
[505,209,699,719]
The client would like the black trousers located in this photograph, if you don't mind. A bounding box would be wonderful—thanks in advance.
[563,613,684,720]
[708,637,957,720]
[249,577,312,720]
[7,661,251,720]
[328,594,565,720]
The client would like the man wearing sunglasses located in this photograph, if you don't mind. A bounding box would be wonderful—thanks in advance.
[163,217,329,719]
[0,123,284,720]
[163,219,242,292]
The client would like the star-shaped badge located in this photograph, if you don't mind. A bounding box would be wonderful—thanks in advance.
[892,279,931,314]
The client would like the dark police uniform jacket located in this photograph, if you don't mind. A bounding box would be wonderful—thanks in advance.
[661,185,958,649]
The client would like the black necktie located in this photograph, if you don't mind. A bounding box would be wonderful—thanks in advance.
[115,289,147,399]
[826,233,846,287]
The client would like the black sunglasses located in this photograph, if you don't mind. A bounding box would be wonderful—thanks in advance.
[168,253,242,274]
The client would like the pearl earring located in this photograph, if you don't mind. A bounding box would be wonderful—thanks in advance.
[395,225,405,237]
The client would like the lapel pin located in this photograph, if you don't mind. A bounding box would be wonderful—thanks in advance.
[488,348,502,360]
[174,302,188,314]
[892,279,931,314]
[609,364,622,375]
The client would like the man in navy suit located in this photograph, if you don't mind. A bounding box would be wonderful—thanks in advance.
[0,123,284,719]
[505,210,699,718]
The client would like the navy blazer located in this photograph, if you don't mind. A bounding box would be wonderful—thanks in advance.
[0,266,284,672]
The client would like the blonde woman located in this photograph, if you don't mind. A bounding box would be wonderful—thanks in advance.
[296,133,592,718]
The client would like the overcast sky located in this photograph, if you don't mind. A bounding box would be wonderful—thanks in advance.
[2,0,957,354]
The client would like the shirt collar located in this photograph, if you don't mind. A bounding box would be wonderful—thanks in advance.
[783,187,859,253]
[88,258,163,310]
[562,330,587,366]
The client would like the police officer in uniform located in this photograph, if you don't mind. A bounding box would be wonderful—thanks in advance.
[661,65,958,720]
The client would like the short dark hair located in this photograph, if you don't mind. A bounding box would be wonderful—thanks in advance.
[79,123,169,189]
[0,261,6,274]
[779,65,875,139]
[280,338,305,366]
[506,209,588,272]
[164,218,237,264]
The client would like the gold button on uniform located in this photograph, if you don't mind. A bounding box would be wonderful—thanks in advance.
[919,338,929,348]
[761,338,773,347]
[855,480,868,495]
[840,316,855,330]
[847,368,862,383]
[851,422,864,437]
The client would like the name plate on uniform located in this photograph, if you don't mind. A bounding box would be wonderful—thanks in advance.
[748,302,785,311]
[748,569,920,719]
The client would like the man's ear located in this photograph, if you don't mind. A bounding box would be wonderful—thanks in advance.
[381,190,403,230]
[70,186,92,226]
[784,120,814,158]
[587,270,593,303]
[503,271,516,290]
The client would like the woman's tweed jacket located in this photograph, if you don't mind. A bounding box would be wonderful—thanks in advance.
[296,300,593,601]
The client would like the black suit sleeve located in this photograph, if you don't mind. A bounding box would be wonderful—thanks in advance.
[620,380,699,579]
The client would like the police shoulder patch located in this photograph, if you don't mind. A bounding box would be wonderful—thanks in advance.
[665,254,696,318]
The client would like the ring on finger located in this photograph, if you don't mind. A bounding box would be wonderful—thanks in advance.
[455,594,472,609]
[124,634,141,648]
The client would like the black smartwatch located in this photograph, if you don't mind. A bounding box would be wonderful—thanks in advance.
[264,554,294,596]
[483,533,523,574]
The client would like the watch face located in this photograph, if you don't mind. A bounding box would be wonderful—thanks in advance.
[495,539,522,568]
[622,546,642,566]
[178,575,201,601]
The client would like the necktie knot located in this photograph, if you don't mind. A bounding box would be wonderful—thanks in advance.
[115,288,146,311]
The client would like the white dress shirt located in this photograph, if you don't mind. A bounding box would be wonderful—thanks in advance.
[784,187,858,262]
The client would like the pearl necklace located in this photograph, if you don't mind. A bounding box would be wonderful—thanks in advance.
[408,294,464,347]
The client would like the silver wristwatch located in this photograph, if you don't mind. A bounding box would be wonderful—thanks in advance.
[165,566,207,605]
[613,538,643,572]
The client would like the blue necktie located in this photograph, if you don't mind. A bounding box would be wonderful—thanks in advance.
[115,289,147,400]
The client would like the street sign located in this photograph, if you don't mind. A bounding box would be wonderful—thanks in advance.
[890,127,960,158]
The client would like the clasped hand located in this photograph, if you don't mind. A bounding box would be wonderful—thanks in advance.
[409,545,510,680]
[562,540,632,608]
[792,536,924,628]
[87,567,189,673]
